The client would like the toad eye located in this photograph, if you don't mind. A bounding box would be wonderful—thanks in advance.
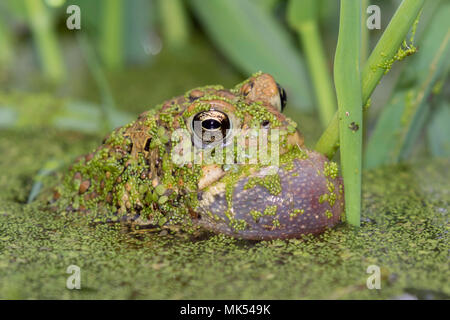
[276,83,287,111]
[192,110,231,148]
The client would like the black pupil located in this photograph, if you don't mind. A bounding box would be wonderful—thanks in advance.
[192,110,231,147]
[202,119,221,130]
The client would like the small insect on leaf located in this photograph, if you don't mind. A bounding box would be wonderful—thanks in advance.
[348,122,360,132]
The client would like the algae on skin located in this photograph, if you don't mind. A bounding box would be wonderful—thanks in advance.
[0,126,448,300]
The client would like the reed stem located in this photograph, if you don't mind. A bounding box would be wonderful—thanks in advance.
[24,0,65,81]
[287,0,337,127]
[100,0,124,70]
[334,0,362,227]
[158,0,190,48]
[315,0,426,159]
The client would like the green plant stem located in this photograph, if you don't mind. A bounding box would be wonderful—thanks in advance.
[361,0,425,103]
[297,23,336,127]
[100,0,124,70]
[361,0,370,144]
[158,0,190,48]
[315,0,426,158]
[0,17,13,66]
[361,0,369,65]
[23,0,65,81]
[334,0,362,227]
[287,0,337,127]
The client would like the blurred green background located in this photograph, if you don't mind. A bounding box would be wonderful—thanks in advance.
[0,0,447,163]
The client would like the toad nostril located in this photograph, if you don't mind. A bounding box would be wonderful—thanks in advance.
[144,138,152,151]
[241,81,254,96]
[261,120,270,128]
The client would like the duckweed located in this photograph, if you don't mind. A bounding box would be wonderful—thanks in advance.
[0,128,448,299]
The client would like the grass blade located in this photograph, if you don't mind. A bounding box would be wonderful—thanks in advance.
[360,0,369,65]
[287,0,337,127]
[100,0,124,70]
[315,0,426,158]
[158,0,190,48]
[189,0,313,111]
[23,0,65,81]
[334,0,362,227]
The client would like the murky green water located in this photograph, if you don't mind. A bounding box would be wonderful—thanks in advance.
[0,40,448,299]
[0,119,448,299]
